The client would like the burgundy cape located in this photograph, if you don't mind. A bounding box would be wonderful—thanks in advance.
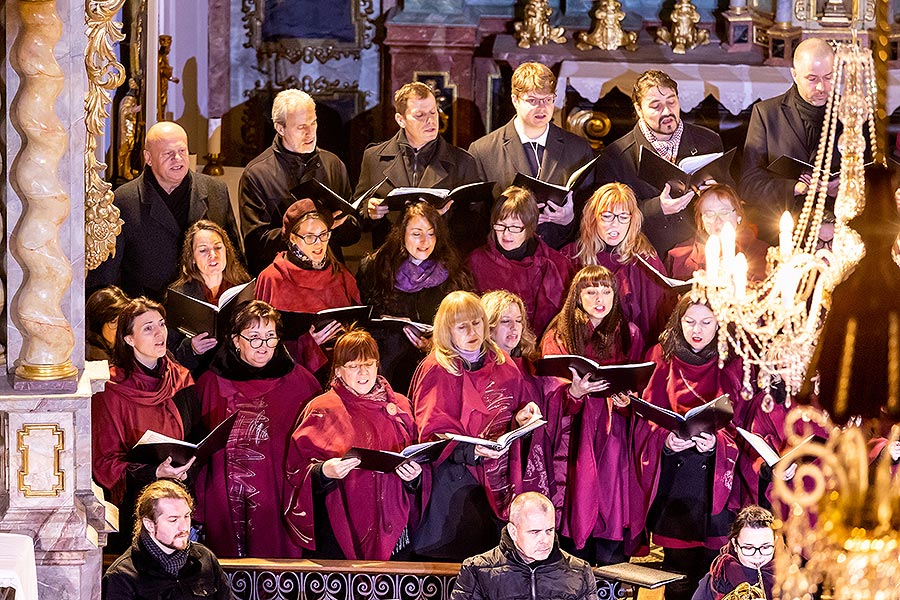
[631,345,743,550]
[561,245,671,350]
[193,357,321,558]
[666,228,770,283]
[468,237,573,336]
[410,351,526,519]
[256,252,361,372]
[541,320,646,551]
[91,356,193,503]
[283,378,422,560]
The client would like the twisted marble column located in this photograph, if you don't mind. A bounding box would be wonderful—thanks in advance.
[10,0,77,380]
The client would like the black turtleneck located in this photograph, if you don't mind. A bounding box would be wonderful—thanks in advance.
[145,166,192,232]
[275,135,319,185]
[497,236,538,261]
[789,84,827,154]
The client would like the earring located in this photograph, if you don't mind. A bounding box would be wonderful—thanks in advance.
[737,217,743,224]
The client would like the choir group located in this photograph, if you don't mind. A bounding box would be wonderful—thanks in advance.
[88,40,884,600]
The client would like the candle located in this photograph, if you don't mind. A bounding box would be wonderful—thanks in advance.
[778,264,801,309]
[779,212,794,260]
[706,235,720,281]
[733,253,748,300]
[208,117,222,156]
[806,276,825,335]
[720,222,736,270]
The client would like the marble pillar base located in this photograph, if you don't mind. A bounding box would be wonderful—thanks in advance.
[12,374,79,393]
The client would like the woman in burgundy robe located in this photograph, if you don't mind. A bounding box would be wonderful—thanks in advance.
[356,202,473,393]
[539,266,644,565]
[632,296,745,600]
[409,291,540,561]
[468,186,572,338]
[194,301,321,558]
[283,329,424,560]
[561,183,671,351]
[92,297,200,552]
[256,199,360,374]
[666,185,770,282]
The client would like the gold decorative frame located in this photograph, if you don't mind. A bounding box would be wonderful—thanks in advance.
[84,0,127,271]
[242,0,376,64]
[17,424,65,497]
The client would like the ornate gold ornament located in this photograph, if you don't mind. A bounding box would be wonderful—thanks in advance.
[17,424,65,498]
[514,0,566,49]
[84,0,127,271]
[656,0,710,54]
[576,0,638,52]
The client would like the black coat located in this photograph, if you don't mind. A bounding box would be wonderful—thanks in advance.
[596,122,725,257]
[450,527,598,600]
[87,168,241,301]
[239,137,359,274]
[354,131,481,249]
[102,540,233,600]
[469,119,595,250]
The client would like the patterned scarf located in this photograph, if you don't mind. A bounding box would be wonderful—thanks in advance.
[639,117,684,163]
[138,528,190,577]
[394,258,448,293]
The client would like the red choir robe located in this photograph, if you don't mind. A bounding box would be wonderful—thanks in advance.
[632,344,744,551]
[666,228,770,282]
[256,252,361,372]
[193,345,321,558]
[467,237,573,337]
[284,377,422,560]
[561,245,671,350]
[541,320,645,552]
[92,356,193,504]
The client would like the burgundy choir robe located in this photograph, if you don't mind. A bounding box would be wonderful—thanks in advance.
[666,227,770,283]
[632,345,744,551]
[283,378,421,560]
[193,359,321,558]
[92,356,193,504]
[561,245,671,350]
[467,237,573,336]
[541,320,646,551]
[256,252,361,372]
[411,351,527,520]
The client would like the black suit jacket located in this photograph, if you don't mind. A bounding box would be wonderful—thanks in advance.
[355,131,480,249]
[596,122,725,256]
[469,119,595,249]
[87,168,241,301]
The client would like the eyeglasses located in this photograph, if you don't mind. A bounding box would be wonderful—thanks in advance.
[701,209,737,220]
[293,230,332,245]
[493,223,527,234]
[600,212,632,224]
[736,544,775,557]
[519,94,556,107]
[238,334,279,349]
[341,360,377,372]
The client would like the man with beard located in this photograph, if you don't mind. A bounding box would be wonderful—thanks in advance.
[102,480,233,599]
[451,492,598,600]
[595,70,727,257]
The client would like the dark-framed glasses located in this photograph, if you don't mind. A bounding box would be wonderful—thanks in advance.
[737,544,775,557]
[239,334,279,349]
[294,230,332,245]
[600,212,632,224]
[493,223,527,234]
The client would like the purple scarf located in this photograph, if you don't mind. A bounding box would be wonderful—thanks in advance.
[394,258,449,293]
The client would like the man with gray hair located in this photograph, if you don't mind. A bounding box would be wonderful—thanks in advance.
[240,89,360,274]
[451,492,598,600]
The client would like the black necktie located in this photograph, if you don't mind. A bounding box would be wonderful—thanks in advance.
[524,141,544,178]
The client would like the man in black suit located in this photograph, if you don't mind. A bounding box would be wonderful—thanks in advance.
[740,38,836,244]
[358,81,480,251]
[240,89,360,274]
[87,121,241,301]
[469,62,594,250]
[595,70,726,257]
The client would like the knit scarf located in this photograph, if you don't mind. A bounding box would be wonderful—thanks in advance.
[639,118,684,164]
[394,258,448,293]
[138,528,190,577]
[673,329,719,366]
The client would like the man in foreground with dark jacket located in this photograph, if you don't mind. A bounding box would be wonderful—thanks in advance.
[102,480,233,600]
[451,492,598,600]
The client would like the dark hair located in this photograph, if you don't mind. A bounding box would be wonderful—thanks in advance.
[728,505,774,540]
[659,295,717,360]
[632,70,680,107]
[330,327,380,383]
[492,186,539,239]
[112,297,166,375]
[229,300,283,339]
[133,479,194,543]
[173,220,250,290]
[86,286,131,338]
[363,202,473,315]
[544,266,631,359]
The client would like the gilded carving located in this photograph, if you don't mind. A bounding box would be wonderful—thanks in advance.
[656,0,710,54]
[514,0,567,48]
[795,0,810,21]
[11,0,78,378]
[576,0,638,52]
[17,424,65,497]
[85,0,127,271]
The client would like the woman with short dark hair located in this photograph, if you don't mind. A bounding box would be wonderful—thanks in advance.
[86,285,131,361]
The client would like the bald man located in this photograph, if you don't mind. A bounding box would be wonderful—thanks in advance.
[87,121,241,300]
[451,492,598,600]
[739,38,837,244]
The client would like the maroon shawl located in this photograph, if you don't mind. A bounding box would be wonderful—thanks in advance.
[193,362,321,558]
[666,227,770,283]
[283,378,420,560]
[256,252,360,313]
[410,351,526,520]
[91,356,193,502]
